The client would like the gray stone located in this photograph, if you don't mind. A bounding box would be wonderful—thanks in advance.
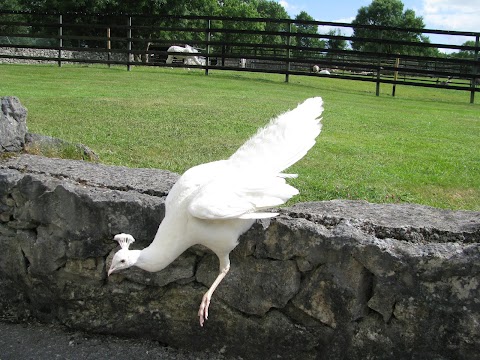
[196,253,301,315]
[288,200,480,243]
[0,47,129,65]
[3,154,178,198]
[0,97,101,161]
[0,154,479,360]
[108,250,197,287]
[0,96,28,152]
[25,132,100,162]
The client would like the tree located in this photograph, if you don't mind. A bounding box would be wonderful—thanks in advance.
[0,0,30,45]
[293,11,325,58]
[147,0,220,44]
[326,29,348,51]
[451,41,477,59]
[257,0,289,19]
[256,0,290,56]
[216,0,264,55]
[449,41,478,76]
[351,0,429,55]
[2,0,315,58]
[11,0,171,48]
[1,0,21,11]
[294,11,317,47]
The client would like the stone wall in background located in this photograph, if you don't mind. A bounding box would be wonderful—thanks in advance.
[0,47,128,65]
[0,153,479,360]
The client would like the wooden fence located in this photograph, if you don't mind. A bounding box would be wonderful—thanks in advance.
[1,10,479,103]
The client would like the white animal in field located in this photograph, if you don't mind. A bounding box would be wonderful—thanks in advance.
[108,97,324,326]
[312,66,330,75]
[166,45,205,66]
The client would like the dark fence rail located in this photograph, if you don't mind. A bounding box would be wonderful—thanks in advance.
[1,10,479,103]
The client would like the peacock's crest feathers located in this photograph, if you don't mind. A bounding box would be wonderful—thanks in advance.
[114,233,135,249]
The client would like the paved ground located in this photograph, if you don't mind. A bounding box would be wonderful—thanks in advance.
[0,321,235,360]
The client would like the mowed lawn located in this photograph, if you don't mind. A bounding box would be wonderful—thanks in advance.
[1,63,479,210]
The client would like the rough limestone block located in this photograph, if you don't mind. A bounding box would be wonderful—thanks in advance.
[0,154,479,360]
[0,96,28,152]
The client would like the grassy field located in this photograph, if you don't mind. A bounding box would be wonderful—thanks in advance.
[1,63,479,210]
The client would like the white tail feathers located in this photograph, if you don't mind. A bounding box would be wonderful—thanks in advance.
[239,212,279,219]
[228,97,323,174]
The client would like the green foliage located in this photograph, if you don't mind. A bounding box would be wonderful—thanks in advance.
[257,0,290,55]
[450,41,478,59]
[257,0,289,19]
[25,140,97,161]
[0,8,30,46]
[215,0,264,55]
[0,0,21,11]
[2,0,324,57]
[351,0,429,56]
[1,64,478,210]
[293,11,325,58]
[326,29,348,51]
[6,0,467,61]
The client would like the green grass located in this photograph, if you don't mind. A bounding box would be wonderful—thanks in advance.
[1,63,479,210]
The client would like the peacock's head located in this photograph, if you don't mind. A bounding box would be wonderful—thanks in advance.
[108,233,136,276]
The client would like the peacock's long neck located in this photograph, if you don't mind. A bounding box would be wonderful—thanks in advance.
[135,214,192,273]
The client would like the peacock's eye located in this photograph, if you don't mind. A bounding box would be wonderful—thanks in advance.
[120,259,126,263]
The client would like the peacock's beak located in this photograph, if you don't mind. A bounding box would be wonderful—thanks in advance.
[107,267,115,277]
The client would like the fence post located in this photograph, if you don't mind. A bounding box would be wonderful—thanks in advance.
[127,16,132,71]
[285,22,292,83]
[221,45,225,67]
[107,27,111,68]
[205,19,211,76]
[58,14,62,67]
[375,57,381,96]
[392,55,400,97]
[470,34,479,104]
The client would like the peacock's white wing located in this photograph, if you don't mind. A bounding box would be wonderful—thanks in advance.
[228,97,323,173]
[187,172,298,220]
[185,97,323,220]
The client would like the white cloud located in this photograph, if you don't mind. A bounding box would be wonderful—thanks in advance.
[276,0,301,15]
[421,0,480,32]
[333,16,356,24]
[318,17,355,37]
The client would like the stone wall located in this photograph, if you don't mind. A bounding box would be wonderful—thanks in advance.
[1,47,314,72]
[0,47,128,65]
[0,154,479,359]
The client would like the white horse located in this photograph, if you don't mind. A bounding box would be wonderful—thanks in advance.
[166,45,205,66]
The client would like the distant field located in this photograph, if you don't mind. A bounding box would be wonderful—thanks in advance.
[1,63,479,210]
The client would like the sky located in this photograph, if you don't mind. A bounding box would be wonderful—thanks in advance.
[275,0,480,50]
